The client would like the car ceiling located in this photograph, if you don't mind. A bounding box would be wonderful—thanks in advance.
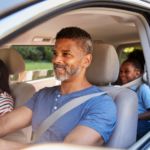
[2,7,140,48]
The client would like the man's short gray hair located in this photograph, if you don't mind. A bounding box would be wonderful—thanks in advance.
[56,27,93,54]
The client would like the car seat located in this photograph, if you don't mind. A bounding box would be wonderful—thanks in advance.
[0,48,35,143]
[86,43,138,148]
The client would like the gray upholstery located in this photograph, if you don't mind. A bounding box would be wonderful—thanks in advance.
[86,43,119,85]
[86,43,138,148]
[102,86,138,148]
[0,48,25,74]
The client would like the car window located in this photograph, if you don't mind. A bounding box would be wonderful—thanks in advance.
[118,44,143,64]
[10,45,54,82]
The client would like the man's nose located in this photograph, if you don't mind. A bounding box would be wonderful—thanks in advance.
[53,55,63,64]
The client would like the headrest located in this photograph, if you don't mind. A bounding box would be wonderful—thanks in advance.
[86,43,119,86]
[0,48,25,74]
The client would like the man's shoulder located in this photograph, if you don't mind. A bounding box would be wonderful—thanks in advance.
[37,85,60,94]
[86,87,116,109]
[81,86,113,101]
[91,93,115,106]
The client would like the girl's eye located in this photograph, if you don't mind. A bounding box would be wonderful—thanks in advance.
[125,70,129,73]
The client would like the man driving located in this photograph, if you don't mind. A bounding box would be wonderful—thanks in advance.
[0,27,116,149]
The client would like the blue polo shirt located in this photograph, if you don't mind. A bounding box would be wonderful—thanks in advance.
[25,85,116,143]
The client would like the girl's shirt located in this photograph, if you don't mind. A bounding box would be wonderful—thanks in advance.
[137,84,150,114]
[0,91,14,116]
[131,83,150,114]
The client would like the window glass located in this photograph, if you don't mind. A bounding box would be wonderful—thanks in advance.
[11,45,54,82]
[118,45,143,64]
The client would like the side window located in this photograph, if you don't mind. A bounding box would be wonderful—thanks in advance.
[10,45,54,82]
[118,45,143,64]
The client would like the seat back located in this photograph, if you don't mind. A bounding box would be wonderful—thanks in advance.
[0,48,25,74]
[86,43,138,148]
[0,48,35,143]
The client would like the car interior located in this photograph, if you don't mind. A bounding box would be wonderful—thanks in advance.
[86,43,138,148]
[1,4,150,149]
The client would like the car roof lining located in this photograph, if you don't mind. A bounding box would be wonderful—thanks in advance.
[1,7,140,48]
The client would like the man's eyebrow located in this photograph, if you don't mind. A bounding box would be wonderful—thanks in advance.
[52,49,71,52]
[56,49,72,53]
[52,49,72,55]
[62,50,71,52]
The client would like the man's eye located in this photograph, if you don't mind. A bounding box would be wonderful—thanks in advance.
[52,51,57,56]
[63,52,71,57]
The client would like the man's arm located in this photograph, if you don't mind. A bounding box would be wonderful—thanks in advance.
[64,125,104,146]
[0,106,32,137]
[0,139,28,150]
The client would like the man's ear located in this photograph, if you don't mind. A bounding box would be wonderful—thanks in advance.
[82,54,92,68]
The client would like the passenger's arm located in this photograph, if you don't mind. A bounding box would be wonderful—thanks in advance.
[64,125,104,146]
[139,109,150,120]
[0,106,32,137]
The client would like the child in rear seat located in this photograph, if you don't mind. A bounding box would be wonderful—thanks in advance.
[119,56,150,140]
[0,59,14,116]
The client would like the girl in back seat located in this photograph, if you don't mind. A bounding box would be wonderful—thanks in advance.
[0,59,14,116]
[119,57,150,140]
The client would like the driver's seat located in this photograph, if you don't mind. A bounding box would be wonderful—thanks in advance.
[86,43,138,148]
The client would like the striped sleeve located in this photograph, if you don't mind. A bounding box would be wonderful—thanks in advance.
[0,92,14,116]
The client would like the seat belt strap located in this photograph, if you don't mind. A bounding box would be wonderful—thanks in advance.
[31,91,107,143]
[122,76,142,88]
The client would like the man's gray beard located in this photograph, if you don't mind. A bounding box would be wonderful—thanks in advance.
[54,67,80,82]
[55,73,69,82]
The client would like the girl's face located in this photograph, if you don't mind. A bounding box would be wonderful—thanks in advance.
[119,62,141,84]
